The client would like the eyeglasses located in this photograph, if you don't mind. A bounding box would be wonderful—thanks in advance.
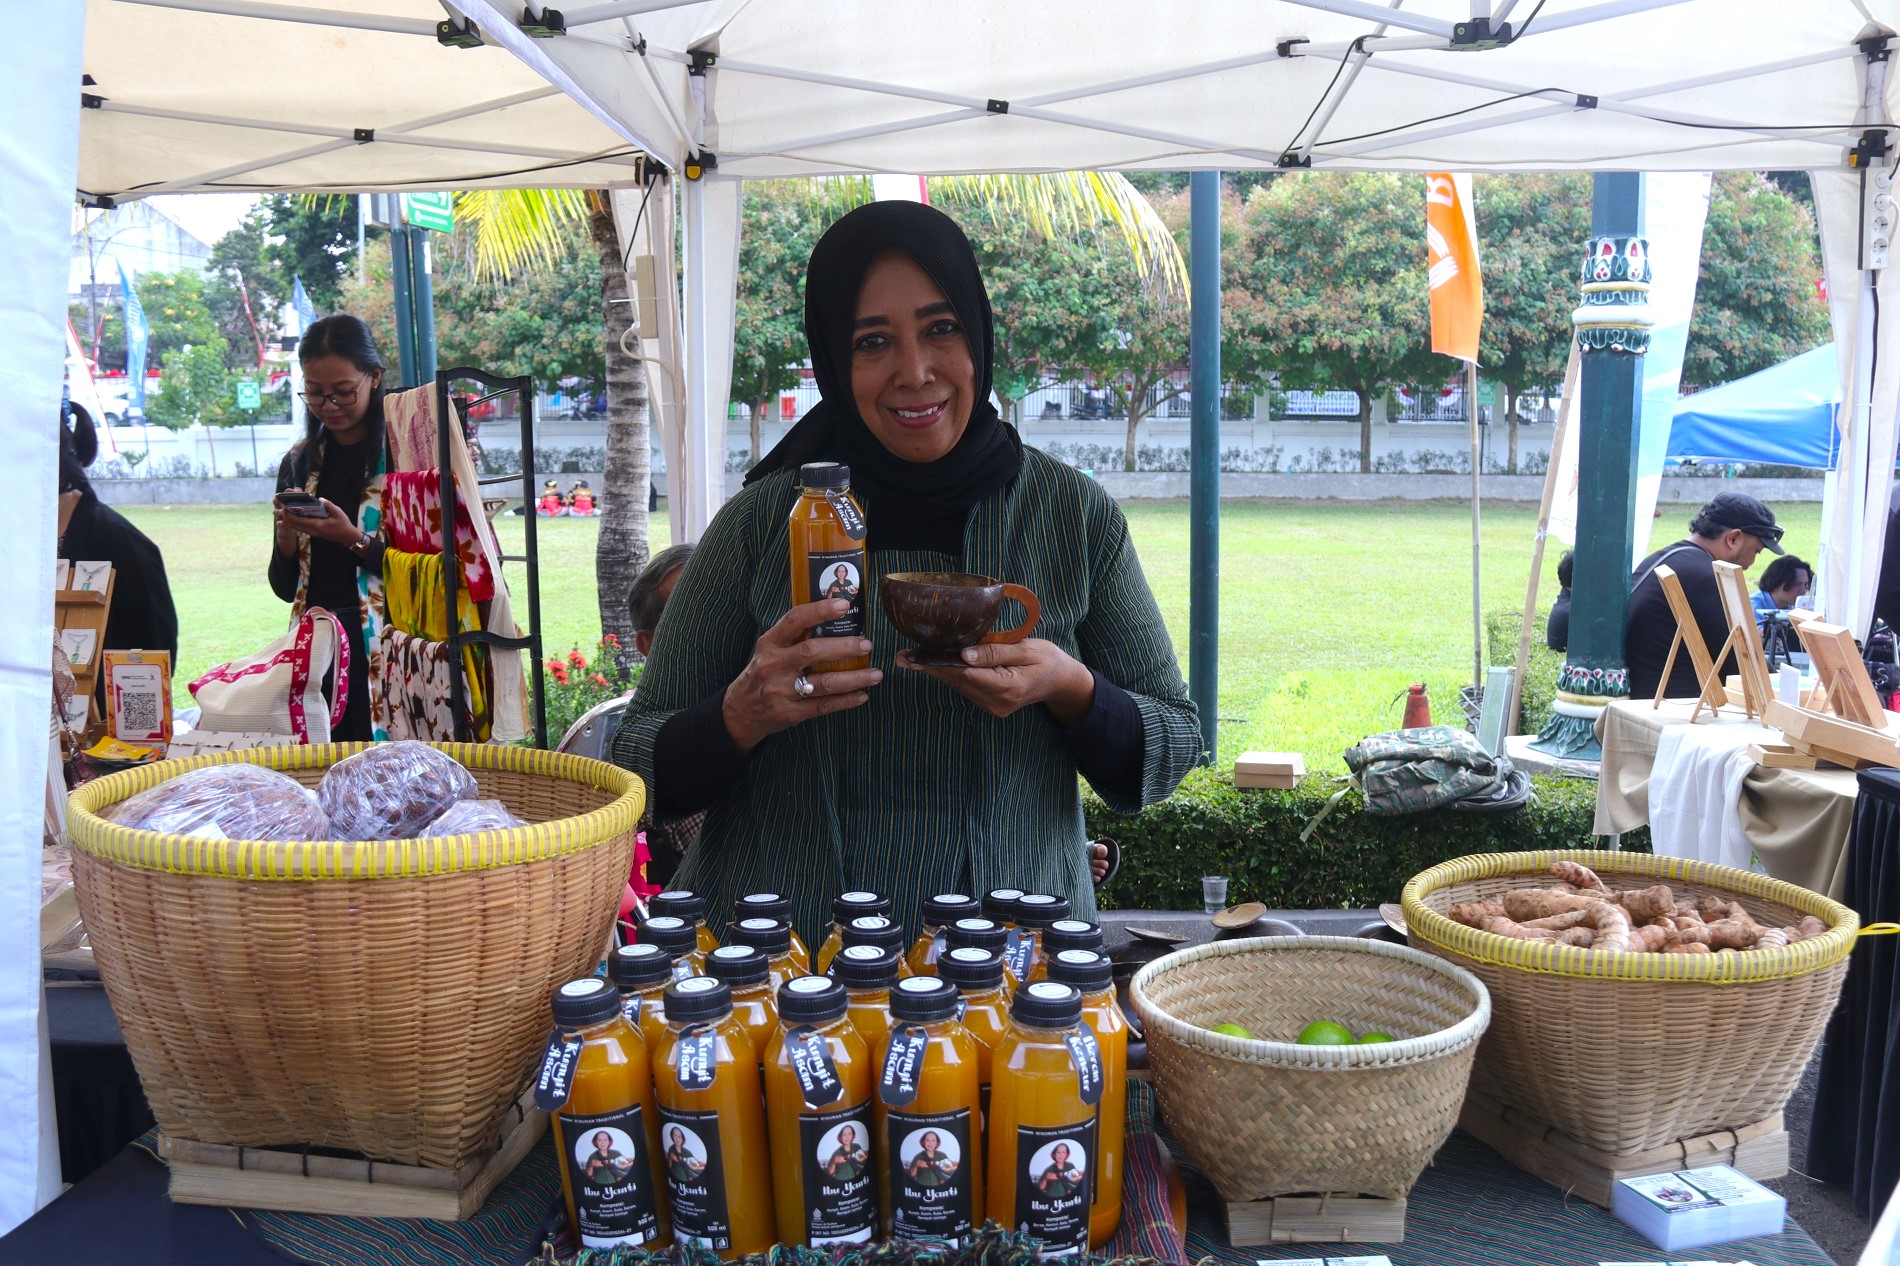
[300,378,368,408]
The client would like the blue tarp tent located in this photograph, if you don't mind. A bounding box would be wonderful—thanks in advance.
[1668,344,1841,469]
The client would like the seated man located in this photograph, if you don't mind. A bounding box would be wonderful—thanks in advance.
[1752,554,1812,623]
[1625,492,1785,699]
[1546,550,1574,652]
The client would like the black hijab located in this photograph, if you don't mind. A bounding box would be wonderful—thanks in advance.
[746,201,1023,554]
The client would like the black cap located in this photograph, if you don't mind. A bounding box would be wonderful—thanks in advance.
[728,917,792,957]
[640,915,699,958]
[890,975,960,1022]
[1697,492,1785,554]
[609,942,674,990]
[833,945,900,990]
[937,947,1005,992]
[1011,981,1083,1028]
[1043,919,1104,954]
[777,974,848,1025]
[1014,894,1071,929]
[983,889,1025,922]
[704,944,769,987]
[842,915,905,955]
[832,891,891,923]
[664,975,733,1023]
[799,461,851,489]
[944,917,1008,952]
[649,890,707,923]
[1046,949,1112,992]
[734,893,792,924]
[552,977,622,1028]
[923,893,979,925]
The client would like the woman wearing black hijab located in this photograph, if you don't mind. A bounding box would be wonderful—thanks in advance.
[614,201,1199,944]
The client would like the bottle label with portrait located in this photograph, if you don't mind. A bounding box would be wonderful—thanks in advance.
[559,1104,663,1248]
[798,1105,877,1245]
[807,548,867,639]
[886,1107,974,1243]
[1012,1118,1098,1256]
[656,1105,732,1251]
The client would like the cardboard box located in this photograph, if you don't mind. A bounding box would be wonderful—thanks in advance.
[104,649,173,747]
[1611,1165,1784,1252]
[1235,751,1305,790]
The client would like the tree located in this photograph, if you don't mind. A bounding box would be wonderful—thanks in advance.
[144,340,248,471]
[960,206,1103,427]
[1229,173,1442,473]
[732,183,826,461]
[206,203,285,369]
[434,218,606,391]
[1684,170,1828,390]
[1065,235,1190,471]
[1474,173,1592,471]
[264,194,358,312]
[585,194,651,670]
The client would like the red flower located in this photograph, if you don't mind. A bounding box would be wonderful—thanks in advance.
[551,666,570,685]
[592,673,608,687]
[603,633,619,647]
[568,650,587,669]
[544,657,562,671]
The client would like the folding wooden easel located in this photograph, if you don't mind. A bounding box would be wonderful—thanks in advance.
[1652,565,1740,722]
[1712,561,1774,720]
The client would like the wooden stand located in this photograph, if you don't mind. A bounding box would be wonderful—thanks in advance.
[54,574,116,732]
[1764,699,1900,770]
[1457,1092,1788,1209]
[160,1092,546,1220]
[1651,566,1741,722]
[1224,1192,1407,1246]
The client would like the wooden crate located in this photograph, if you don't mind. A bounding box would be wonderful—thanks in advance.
[1458,1091,1787,1209]
[160,1090,546,1220]
[1225,1192,1406,1245]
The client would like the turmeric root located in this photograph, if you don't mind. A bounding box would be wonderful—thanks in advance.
[1550,860,1610,894]
[1556,927,1596,948]
[1520,908,1595,932]
[1617,885,1676,924]
[1502,888,1599,922]
[1756,916,1829,949]
[1467,873,1821,954]
[1583,901,1633,953]
[1754,927,1791,949]
[1449,900,1506,928]
[1703,917,1761,951]
[1664,942,1712,955]
[1793,915,1827,941]
[1630,922,1672,953]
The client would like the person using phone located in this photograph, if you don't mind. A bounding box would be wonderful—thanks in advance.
[267,315,389,740]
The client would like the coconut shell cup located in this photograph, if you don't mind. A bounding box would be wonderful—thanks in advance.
[881,571,1041,667]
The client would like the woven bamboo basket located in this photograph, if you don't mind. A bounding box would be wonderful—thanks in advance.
[66,743,643,1170]
[1129,936,1491,1202]
[1402,850,1858,1158]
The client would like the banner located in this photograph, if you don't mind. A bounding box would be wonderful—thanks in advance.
[117,260,150,415]
[1426,173,1483,362]
[291,276,318,334]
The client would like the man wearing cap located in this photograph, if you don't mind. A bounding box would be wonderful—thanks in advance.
[1625,492,1786,699]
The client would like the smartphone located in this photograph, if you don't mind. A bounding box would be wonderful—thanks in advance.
[275,490,329,519]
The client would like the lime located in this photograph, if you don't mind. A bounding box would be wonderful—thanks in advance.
[1296,1020,1354,1046]
[1356,1032,1396,1044]
[1209,1022,1254,1039]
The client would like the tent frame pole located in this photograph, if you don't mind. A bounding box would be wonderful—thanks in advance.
[1188,171,1221,761]
[563,0,714,26]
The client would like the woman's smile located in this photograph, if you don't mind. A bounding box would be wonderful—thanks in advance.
[888,399,950,428]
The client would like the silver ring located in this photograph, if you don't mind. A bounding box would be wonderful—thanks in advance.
[793,674,816,699]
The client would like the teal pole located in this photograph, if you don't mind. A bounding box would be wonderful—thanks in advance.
[1532,172,1650,759]
[1189,171,1221,760]
[411,228,438,384]
[389,225,418,388]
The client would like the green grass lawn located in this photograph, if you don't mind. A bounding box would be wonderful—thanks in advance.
[123,495,1822,772]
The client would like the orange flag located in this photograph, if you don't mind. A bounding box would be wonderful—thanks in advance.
[1426,172,1483,362]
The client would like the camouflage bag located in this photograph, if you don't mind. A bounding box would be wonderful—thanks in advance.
[1343,724,1529,816]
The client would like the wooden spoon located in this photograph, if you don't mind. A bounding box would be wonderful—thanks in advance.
[1210,901,1266,930]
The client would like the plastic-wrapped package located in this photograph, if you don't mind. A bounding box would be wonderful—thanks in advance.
[318,741,478,840]
[105,764,331,840]
[420,798,525,837]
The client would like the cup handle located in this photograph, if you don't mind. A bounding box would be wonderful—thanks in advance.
[980,584,1041,646]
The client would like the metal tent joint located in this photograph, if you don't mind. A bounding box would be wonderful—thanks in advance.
[353,127,375,143]
[436,15,483,47]
[81,93,105,109]
[1449,17,1514,50]
[987,99,1008,114]
[1850,128,1892,169]
[1276,37,1309,58]
[1859,35,1892,64]
[688,48,716,75]
[521,5,566,36]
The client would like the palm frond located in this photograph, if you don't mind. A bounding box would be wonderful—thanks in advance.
[455,188,591,281]
[929,172,1187,297]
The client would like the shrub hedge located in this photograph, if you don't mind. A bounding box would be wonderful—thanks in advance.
[1087,767,1646,912]
[1485,606,1565,737]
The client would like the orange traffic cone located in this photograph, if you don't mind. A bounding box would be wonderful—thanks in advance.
[1402,683,1432,729]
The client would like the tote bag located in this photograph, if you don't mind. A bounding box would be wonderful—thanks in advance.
[189,607,350,744]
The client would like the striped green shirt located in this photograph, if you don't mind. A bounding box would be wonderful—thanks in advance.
[613,449,1200,947]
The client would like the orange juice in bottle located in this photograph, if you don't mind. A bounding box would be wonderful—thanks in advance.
[1047,951,1126,1247]
[875,976,983,1244]
[650,890,720,955]
[788,462,869,673]
[907,893,979,975]
[705,945,781,1060]
[841,916,910,976]
[609,942,676,1053]
[1029,919,1104,983]
[936,947,1009,1105]
[815,892,889,974]
[832,945,899,1057]
[763,976,878,1246]
[987,982,1104,1258]
[734,894,810,971]
[652,977,775,1259]
[641,916,705,981]
[1007,894,1070,986]
[537,978,669,1250]
[982,889,1024,929]
[728,918,806,994]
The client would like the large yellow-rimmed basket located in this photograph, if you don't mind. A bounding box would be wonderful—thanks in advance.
[1402,850,1858,1157]
[66,743,643,1170]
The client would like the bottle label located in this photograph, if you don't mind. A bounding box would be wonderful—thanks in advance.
[560,1104,663,1248]
[675,1025,718,1091]
[886,1107,975,1243]
[533,1028,583,1111]
[620,994,642,1029]
[785,1026,845,1108]
[656,1105,733,1251]
[798,1106,877,1245]
[1003,931,1034,982]
[824,489,868,542]
[807,549,867,639]
[877,1024,929,1107]
[1012,1118,1098,1255]
[1064,1028,1104,1106]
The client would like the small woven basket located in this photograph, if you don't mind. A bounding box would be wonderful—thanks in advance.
[67,743,643,1170]
[1403,850,1858,1158]
[1129,936,1490,1202]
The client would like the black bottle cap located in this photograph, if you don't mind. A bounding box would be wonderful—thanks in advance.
[1011,981,1083,1028]
[1014,894,1071,929]
[649,890,706,923]
[1046,949,1113,992]
[798,461,851,489]
[639,915,698,958]
[832,891,890,923]
[664,975,733,1023]
[705,944,769,987]
[890,975,960,1023]
[1043,919,1104,954]
[728,917,792,957]
[609,942,674,990]
[832,945,900,990]
[923,893,979,925]
[778,974,849,1025]
[944,917,1008,952]
[936,947,1005,992]
[551,977,622,1028]
[842,915,905,954]
[734,892,792,924]
[983,889,1024,922]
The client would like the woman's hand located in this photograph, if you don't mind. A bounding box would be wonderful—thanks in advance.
[898,638,1095,725]
[721,598,884,754]
[277,498,362,548]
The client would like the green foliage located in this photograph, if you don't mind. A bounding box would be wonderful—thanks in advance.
[732,182,829,429]
[133,272,222,361]
[1685,171,1829,390]
[962,205,1104,414]
[265,195,358,313]
[144,342,240,432]
[1089,767,1648,911]
[540,637,641,746]
[1485,606,1565,736]
[434,218,606,390]
[336,238,400,371]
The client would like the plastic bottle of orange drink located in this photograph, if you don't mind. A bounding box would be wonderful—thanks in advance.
[987,982,1104,1258]
[832,945,899,1057]
[1031,920,1105,982]
[1047,950,1126,1247]
[650,890,720,955]
[815,892,889,974]
[907,893,979,975]
[789,462,869,674]
[652,976,775,1259]
[641,916,705,981]
[936,947,1009,1120]
[733,893,810,971]
[1008,895,1070,986]
[841,916,910,976]
[537,978,669,1251]
[727,917,806,994]
[705,945,781,1061]
[763,975,878,1247]
[875,976,983,1244]
[608,942,676,1053]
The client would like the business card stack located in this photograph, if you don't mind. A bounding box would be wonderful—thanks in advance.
[1611,1165,1785,1252]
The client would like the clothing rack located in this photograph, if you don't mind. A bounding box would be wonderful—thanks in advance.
[434,368,549,748]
